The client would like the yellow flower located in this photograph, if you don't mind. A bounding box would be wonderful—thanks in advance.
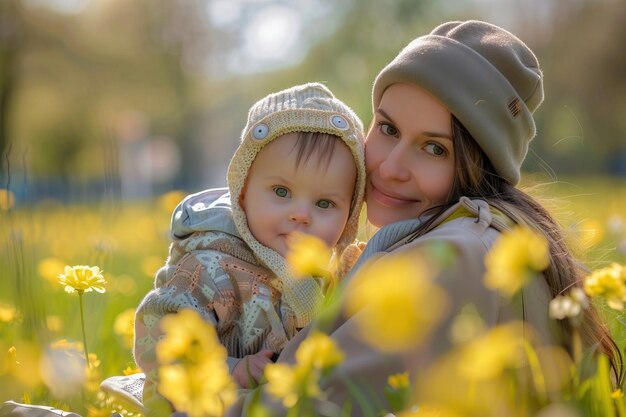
[0,303,17,323]
[575,218,605,250]
[85,353,102,392]
[156,309,236,417]
[484,226,549,298]
[113,308,136,348]
[388,372,410,390]
[344,254,448,352]
[46,315,64,332]
[457,322,526,381]
[57,265,106,294]
[7,342,42,388]
[264,363,300,408]
[448,304,486,345]
[264,363,322,408]
[157,309,223,364]
[286,231,333,278]
[158,190,187,213]
[295,330,344,371]
[50,339,83,352]
[0,188,15,210]
[142,255,164,278]
[584,263,626,310]
[397,405,462,417]
[264,331,340,408]
[123,364,141,375]
[86,406,111,417]
[612,389,624,399]
[38,257,67,285]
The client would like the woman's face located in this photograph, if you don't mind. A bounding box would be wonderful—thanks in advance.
[365,83,455,227]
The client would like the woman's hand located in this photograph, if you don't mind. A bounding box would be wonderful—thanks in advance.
[232,350,275,388]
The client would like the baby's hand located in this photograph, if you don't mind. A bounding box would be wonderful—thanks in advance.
[232,350,275,388]
[337,241,367,281]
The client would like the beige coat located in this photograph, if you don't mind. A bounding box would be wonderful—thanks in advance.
[225,197,560,416]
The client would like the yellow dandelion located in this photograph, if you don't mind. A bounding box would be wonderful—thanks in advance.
[123,364,141,375]
[157,309,223,364]
[584,263,626,310]
[575,218,605,250]
[286,231,333,278]
[397,404,462,417]
[0,303,17,324]
[388,372,410,390]
[295,330,344,371]
[85,353,102,393]
[57,265,106,294]
[86,405,111,417]
[344,254,448,352]
[156,309,236,417]
[113,308,136,348]
[38,257,67,285]
[57,265,106,368]
[158,190,187,213]
[0,188,15,210]
[7,342,42,388]
[457,322,526,381]
[484,226,549,298]
[264,363,322,408]
[264,363,300,408]
[46,315,64,332]
[142,256,164,278]
[50,339,84,352]
[385,371,413,413]
[448,304,486,345]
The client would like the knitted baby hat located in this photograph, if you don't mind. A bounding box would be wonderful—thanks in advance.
[372,20,544,185]
[227,82,366,327]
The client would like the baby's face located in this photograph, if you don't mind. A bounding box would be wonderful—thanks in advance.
[241,132,357,257]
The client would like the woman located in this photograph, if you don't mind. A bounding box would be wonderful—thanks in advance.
[227,19,622,416]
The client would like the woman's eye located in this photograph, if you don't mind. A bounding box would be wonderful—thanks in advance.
[424,143,447,157]
[379,123,398,137]
[273,186,290,198]
[316,199,334,209]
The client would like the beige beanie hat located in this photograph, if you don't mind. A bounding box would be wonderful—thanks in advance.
[227,82,366,327]
[373,20,544,185]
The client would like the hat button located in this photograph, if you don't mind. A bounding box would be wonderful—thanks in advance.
[331,115,349,130]
[252,123,269,140]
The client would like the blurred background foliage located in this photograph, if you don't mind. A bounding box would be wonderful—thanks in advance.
[1,0,625,204]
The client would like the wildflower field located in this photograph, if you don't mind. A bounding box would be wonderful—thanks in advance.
[1,176,626,416]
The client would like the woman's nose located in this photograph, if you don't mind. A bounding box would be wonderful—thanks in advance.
[378,143,411,182]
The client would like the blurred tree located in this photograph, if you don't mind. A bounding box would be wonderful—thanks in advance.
[530,0,626,176]
[0,1,24,176]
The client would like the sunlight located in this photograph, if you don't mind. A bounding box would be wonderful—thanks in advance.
[241,6,302,71]
[25,0,89,14]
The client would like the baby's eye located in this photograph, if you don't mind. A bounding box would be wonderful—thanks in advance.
[424,142,447,157]
[379,123,399,137]
[316,199,334,209]
[273,186,290,198]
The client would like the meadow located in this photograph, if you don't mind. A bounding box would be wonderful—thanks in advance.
[0,176,625,416]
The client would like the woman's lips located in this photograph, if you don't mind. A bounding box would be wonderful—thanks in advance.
[369,183,419,207]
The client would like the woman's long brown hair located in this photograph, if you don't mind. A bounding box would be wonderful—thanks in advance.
[415,116,623,384]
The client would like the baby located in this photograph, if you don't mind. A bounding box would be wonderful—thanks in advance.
[131,83,366,415]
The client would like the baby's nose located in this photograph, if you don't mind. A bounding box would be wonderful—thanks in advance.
[289,207,311,225]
